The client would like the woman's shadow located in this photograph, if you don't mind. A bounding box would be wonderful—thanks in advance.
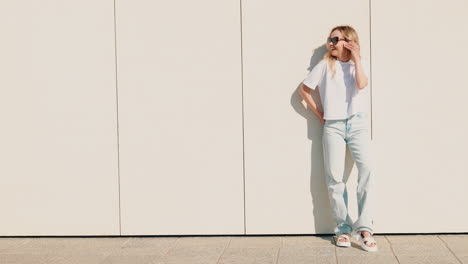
[291,44,356,241]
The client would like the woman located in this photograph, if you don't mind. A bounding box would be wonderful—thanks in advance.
[299,25,378,252]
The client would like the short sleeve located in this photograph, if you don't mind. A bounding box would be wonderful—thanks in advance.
[302,60,326,90]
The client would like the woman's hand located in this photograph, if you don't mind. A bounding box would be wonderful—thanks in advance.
[317,110,326,124]
[344,41,361,62]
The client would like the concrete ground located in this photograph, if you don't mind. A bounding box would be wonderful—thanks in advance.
[0,234,467,263]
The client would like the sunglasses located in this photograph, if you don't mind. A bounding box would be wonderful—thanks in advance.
[327,36,349,45]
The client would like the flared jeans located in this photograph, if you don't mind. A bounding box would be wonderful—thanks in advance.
[322,112,375,237]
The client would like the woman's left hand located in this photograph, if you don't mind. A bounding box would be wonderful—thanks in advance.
[344,41,361,62]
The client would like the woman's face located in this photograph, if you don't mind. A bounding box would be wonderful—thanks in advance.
[328,30,349,58]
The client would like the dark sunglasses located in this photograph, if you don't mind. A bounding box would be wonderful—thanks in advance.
[327,36,349,45]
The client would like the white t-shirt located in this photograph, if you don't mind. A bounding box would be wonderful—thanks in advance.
[302,58,370,120]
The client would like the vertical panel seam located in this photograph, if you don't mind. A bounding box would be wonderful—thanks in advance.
[239,0,246,235]
[113,0,122,236]
[369,0,373,140]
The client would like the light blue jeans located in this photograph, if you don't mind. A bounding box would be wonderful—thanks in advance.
[322,112,374,237]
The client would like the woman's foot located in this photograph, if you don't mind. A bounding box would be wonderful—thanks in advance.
[335,233,351,247]
[338,233,350,242]
[357,231,378,251]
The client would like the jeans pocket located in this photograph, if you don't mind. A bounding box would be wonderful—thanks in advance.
[353,112,368,130]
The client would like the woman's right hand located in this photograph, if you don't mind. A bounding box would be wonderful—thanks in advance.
[317,110,326,124]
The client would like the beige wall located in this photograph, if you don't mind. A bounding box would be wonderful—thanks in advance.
[0,0,466,236]
[242,0,371,235]
[115,0,244,235]
[372,0,468,233]
[0,1,119,235]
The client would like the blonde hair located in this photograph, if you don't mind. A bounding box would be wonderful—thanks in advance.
[323,25,362,79]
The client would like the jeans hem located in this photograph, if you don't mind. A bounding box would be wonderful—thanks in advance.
[335,223,353,236]
[353,227,374,236]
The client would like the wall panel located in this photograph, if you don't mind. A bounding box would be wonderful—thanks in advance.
[242,0,371,234]
[116,0,245,235]
[372,0,468,233]
[0,0,119,235]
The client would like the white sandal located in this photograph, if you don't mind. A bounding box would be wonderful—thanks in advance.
[334,233,351,247]
[358,232,378,252]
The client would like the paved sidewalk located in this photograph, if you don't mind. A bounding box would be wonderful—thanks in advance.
[0,234,467,263]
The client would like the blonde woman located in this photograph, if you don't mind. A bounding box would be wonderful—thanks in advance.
[299,25,378,252]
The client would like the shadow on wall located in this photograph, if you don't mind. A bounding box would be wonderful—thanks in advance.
[291,44,358,236]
